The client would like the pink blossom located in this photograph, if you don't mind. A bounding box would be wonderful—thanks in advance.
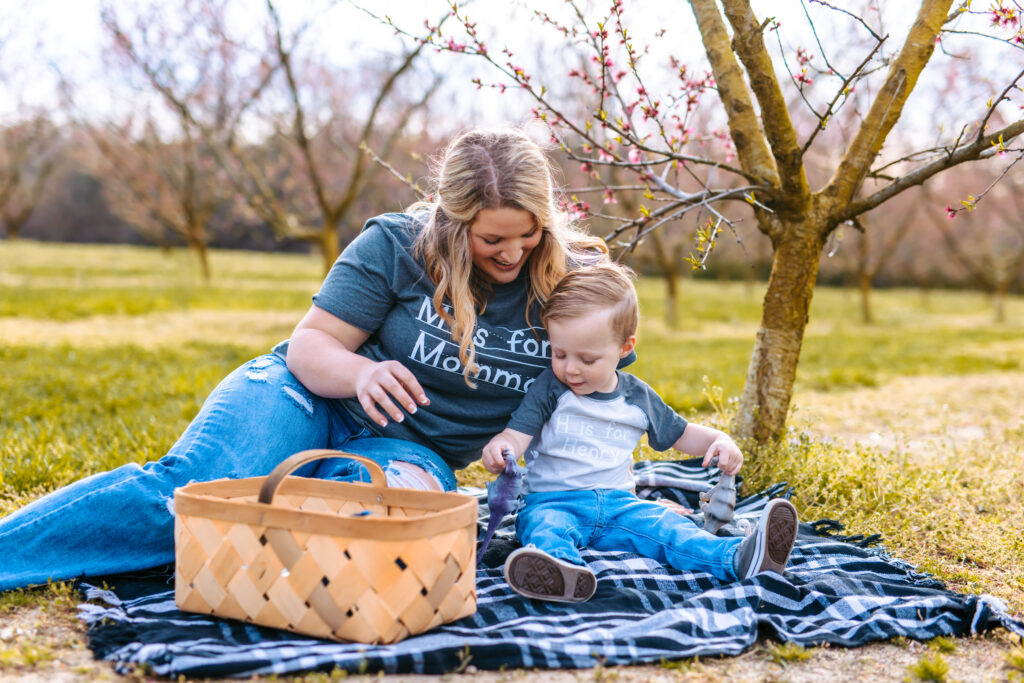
[603,189,618,204]
[945,205,956,220]
[628,147,642,164]
[445,37,467,52]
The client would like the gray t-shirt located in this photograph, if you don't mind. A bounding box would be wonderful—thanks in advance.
[508,368,688,493]
[274,212,552,470]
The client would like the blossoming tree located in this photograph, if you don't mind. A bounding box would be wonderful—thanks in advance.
[405,0,1024,442]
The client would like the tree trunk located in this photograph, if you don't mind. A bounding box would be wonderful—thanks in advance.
[186,233,212,282]
[994,280,1008,324]
[317,226,340,276]
[648,230,680,329]
[732,221,824,442]
[857,227,873,324]
[859,272,873,325]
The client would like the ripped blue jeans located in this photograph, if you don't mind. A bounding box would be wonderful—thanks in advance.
[0,353,456,591]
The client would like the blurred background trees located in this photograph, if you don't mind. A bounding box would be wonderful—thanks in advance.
[2,0,1022,439]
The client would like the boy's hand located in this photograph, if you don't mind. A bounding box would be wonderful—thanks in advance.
[482,438,514,474]
[702,437,743,476]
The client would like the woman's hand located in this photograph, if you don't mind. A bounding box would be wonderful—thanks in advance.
[286,306,430,425]
[355,360,430,428]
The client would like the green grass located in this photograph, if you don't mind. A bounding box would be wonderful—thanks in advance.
[2,239,1024,614]
[906,652,950,682]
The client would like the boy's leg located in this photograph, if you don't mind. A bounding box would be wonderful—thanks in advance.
[593,492,798,582]
[0,354,347,591]
[591,490,745,582]
[505,492,597,602]
[731,499,799,579]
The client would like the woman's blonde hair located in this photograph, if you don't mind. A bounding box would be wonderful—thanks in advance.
[412,127,608,386]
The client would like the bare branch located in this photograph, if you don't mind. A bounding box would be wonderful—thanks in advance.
[976,67,1024,143]
[824,0,954,218]
[688,0,779,188]
[808,0,882,41]
[842,119,1024,219]
[800,38,886,155]
[721,0,810,209]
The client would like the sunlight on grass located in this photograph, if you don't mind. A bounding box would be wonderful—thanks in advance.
[2,239,1024,614]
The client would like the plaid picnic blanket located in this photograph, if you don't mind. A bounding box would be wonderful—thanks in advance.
[79,460,1024,678]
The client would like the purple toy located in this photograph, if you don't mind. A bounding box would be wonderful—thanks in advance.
[477,449,526,566]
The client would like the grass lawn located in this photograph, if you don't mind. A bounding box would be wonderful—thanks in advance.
[1,239,1023,681]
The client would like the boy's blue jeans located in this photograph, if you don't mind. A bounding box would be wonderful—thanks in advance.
[516,489,743,583]
[0,354,456,592]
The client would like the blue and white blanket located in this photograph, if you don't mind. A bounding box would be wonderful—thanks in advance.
[79,460,1024,678]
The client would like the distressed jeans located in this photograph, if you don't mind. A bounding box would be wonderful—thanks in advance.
[0,353,456,592]
[516,489,743,582]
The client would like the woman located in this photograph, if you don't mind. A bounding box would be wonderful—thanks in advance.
[0,127,608,591]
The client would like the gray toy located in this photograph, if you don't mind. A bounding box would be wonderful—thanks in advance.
[699,455,736,535]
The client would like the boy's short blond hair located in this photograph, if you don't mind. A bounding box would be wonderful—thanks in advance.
[541,262,639,343]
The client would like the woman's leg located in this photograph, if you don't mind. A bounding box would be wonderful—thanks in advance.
[308,434,458,492]
[0,354,342,591]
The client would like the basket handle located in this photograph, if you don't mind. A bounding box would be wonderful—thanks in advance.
[258,449,387,505]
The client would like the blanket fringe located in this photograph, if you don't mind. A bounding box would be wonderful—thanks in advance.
[808,519,883,548]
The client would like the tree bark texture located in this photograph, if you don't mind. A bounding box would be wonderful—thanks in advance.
[732,223,824,442]
[692,0,979,442]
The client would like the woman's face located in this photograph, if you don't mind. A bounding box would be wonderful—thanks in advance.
[468,207,542,284]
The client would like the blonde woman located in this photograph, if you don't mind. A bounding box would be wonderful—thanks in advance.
[0,127,609,591]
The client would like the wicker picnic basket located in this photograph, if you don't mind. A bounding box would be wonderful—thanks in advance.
[173,449,479,644]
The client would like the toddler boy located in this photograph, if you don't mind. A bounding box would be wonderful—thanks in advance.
[482,263,798,602]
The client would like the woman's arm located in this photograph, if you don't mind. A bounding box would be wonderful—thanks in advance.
[286,305,429,428]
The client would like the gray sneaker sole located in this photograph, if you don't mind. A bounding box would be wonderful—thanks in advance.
[745,499,798,578]
[504,548,597,603]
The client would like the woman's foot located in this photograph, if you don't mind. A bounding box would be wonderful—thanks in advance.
[504,546,597,602]
[733,499,799,579]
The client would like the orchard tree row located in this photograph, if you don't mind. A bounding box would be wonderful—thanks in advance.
[2,0,1021,443]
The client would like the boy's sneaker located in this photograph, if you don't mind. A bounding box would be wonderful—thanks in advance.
[733,499,799,579]
[504,546,597,602]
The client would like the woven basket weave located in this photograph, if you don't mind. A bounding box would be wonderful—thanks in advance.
[173,449,478,644]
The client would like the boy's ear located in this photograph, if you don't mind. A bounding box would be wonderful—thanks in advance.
[619,335,637,358]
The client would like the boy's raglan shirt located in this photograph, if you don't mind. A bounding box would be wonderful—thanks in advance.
[508,368,688,493]
[273,212,552,470]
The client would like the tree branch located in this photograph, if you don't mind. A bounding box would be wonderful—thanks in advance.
[721,0,810,210]
[824,0,954,216]
[841,119,1024,218]
[688,0,779,189]
[332,38,433,221]
[976,67,1024,143]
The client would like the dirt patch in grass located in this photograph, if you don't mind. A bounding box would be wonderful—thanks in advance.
[0,310,300,349]
[790,370,1024,459]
